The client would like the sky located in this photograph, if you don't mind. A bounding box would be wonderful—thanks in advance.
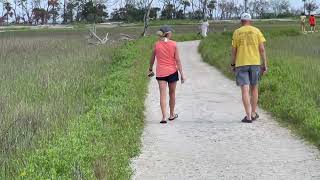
[107,0,312,13]
[1,0,318,20]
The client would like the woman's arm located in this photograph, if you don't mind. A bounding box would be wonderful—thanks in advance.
[175,46,185,83]
[149,49,156,71]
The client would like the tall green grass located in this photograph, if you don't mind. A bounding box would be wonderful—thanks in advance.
[0,29,200,178]
[199,29,320,148]
[0,32,110,172]
[0,31,152,178]
[12,39,154,179]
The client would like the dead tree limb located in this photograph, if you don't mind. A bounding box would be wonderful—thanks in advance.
[87,24,109,45]
[142,0,154,37]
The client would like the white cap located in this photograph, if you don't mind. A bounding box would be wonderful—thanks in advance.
[241,13,252,21]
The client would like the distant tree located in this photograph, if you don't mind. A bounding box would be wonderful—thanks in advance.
[64,1,77,23]
[270,0,290,16]
[244,0,248,12]
[13,0,19,23]
[207,0,216,19]
[48,0,59,24]
[4,1,12,24]
[192,9,203,19]
[181,0,190,17]
[249,0,269,18]
[161,4,174,19]
[62,0,67,23]
[127,4,144,22]
[142,0,154,36]
[149,7,160,19]
[202,0,208,20]
[81,0,107,23]
[18,0,31,23]
[176,9,184,19]
[110,8,124,21]
[306,0,319,15]
[32,8,47,24]
[218,0,236,20]
[233,4,244,18]
[302,0,306,14]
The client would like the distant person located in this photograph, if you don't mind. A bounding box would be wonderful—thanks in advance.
[309,14,316,32]
[201,20,210,37]
[148,25,185,124]
[300,13,307,33]
[231,13,268,123]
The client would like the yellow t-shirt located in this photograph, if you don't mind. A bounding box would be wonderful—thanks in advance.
[232,25,266,67]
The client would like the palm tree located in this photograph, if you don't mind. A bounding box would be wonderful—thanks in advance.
[4,2,12,24]
[181,0,191,17]
[244,0,248,12]
[302,0,306,14]
[207,0,216,20]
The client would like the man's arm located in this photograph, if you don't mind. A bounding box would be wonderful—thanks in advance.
[231,47,237,65]
[231,47,237,71]
[259,43,268,73]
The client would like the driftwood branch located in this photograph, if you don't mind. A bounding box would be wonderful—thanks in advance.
[87,25,109,45]
[120,33,135,40]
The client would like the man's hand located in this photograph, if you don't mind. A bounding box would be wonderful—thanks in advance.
[261,64,268,75]
[230,64,236,73]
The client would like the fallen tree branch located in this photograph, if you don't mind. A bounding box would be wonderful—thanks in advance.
[120,33,135,40]
[87,25,109,45]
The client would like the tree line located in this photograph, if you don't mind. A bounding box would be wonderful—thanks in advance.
[0,0,319,25]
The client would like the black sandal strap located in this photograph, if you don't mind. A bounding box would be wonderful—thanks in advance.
[168,114,178,121]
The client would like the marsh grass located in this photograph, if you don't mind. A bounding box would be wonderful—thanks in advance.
[0,29,200,178]
[199,29,320,148]
[0,31,111,175]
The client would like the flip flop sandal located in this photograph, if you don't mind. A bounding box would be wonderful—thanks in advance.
[160,120,167,124]
[168,114,178,121]
[252,113,260,121]
[241,116,253,123]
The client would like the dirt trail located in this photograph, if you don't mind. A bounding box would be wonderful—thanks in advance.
[132,41,320,180]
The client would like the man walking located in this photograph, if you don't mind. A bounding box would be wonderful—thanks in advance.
[231,13,268,123]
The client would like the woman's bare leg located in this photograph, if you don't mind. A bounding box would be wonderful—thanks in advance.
[158,80,168,121]
[168,81,177,119]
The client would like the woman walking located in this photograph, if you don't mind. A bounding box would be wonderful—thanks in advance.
[148,25,185,124]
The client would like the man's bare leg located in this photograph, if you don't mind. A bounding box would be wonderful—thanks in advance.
[251,85,259,117]
[241,85,252,120]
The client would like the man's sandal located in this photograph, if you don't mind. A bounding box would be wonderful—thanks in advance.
[252,113,260,121]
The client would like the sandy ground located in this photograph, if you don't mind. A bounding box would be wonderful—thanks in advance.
[131,41,320,180]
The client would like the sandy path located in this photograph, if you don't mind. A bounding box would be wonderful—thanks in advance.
[131,41,320,180]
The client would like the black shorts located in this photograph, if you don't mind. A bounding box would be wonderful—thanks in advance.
[156,71,179,83]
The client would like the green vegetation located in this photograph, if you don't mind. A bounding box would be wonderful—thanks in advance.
[0,29,199,178]
[199,29,320,148]
[0,31,152,178]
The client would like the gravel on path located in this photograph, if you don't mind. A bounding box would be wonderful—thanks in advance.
[131,41,320,180]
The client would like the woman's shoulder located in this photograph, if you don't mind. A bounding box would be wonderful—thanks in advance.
[168,40,177,46]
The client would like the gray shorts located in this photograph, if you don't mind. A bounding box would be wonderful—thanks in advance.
[235,65,261,86]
